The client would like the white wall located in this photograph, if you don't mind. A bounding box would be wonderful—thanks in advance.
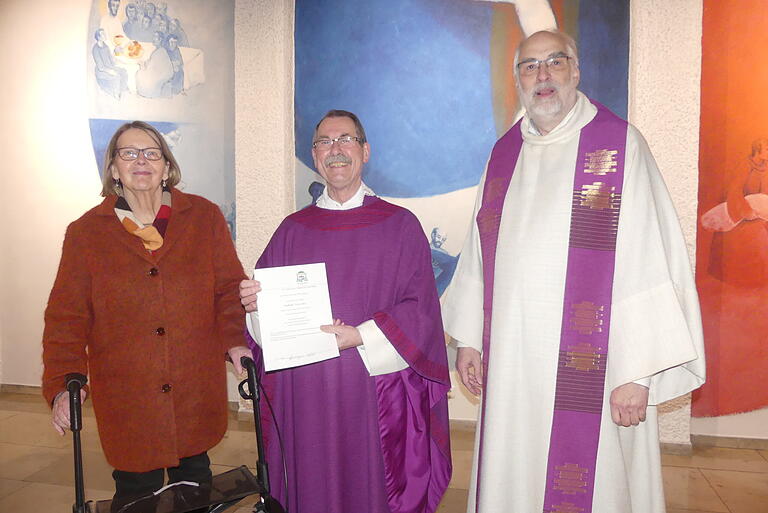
[691,409,768,440]
[230,0,295,402]
[234,0,295,268]
[0,0,98,387]
[629,0,703,445]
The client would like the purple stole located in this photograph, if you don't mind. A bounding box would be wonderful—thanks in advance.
[475,101,628,513]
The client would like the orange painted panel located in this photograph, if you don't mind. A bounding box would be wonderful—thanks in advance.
[693,0,768,416]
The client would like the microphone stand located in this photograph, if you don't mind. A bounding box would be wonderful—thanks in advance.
[238,357,286,513]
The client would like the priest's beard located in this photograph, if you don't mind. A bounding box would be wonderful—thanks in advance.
[518,80,577,127]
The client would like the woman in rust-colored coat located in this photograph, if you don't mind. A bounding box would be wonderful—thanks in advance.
[42,121,250,505]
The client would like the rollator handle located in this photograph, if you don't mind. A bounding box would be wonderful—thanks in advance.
[238,355,286,512]
[66,373,87,390]
[66,373,87,513]
[66,373,87,432]
[241,356,257,379]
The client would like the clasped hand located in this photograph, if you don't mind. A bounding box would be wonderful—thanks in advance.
[609,382,649,427]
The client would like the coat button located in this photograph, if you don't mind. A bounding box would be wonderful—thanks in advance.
[155,327,165,336]
[161,384,172,393]
[148,267,159,276]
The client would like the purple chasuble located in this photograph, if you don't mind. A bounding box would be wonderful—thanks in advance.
[247,196,451,513]
[475,101,628,513]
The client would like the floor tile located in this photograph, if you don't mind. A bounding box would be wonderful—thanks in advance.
[0,442,70,480]
[702,468,768,513]
[662,446,768,473]
[449,428,476,452]
[227,412,256,433]
[0,394,52,415]
[0,411,72,448]
[0,410,17,421]
[23,449,115,492]
[448,450,473,490]
[3,391,768,513]
[208,430,259,468]
[0,478,29,500]
[210,463,237,473]
[667,509,728,513]
[436,487,469,513]
[0,481,112,513]
[661,466,729,512]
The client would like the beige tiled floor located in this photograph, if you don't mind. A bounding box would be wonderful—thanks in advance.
[0,391,765,513]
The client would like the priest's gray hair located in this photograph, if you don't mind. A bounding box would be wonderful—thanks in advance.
[314,110,368,145]
[513,30,580,81]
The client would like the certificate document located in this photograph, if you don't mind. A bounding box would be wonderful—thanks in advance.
[254,263,339,371]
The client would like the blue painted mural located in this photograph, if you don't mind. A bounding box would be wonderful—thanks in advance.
[295,0,630,297]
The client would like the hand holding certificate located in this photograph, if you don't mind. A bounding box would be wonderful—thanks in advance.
[253,263,339,371]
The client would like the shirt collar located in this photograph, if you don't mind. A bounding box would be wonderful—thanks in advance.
[316,182,376,210]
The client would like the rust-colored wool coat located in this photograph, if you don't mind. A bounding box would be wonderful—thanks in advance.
[42,189,247,472]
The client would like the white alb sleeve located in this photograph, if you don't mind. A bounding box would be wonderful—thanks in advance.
[355,319,408,376]
[245,311,261,347]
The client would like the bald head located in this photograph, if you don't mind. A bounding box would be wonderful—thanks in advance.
[514,30,581,134]
[514,30,579,81]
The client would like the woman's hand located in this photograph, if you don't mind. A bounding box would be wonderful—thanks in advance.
[226,345,252,376]
[51,389,87,436]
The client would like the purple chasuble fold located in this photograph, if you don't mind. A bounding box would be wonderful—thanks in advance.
[475,101,628,513]
[247,196,451,513]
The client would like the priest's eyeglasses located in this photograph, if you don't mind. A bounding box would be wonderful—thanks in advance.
[312,136,363,149]
[516,53,573,76]
[116,147,164,161]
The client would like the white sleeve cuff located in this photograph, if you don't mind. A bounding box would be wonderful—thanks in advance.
[454,337,481,350]
[633,376,651,388]
[245,311,262,347]
[355,319,408,376]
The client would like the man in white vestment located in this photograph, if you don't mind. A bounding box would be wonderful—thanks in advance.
[442,30,706,513]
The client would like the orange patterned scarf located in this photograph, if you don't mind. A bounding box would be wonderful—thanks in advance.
[114,185,172,251]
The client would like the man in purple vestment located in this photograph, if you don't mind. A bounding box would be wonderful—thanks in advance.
[239,110,452,513]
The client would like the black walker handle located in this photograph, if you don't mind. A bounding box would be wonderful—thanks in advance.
[66,373,87,513]
[239,356,286,513]
[238,357,270,495]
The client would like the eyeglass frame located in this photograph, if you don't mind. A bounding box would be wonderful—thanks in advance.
[516,52,574,76]
[115,146,165,161]
[312,135,364,150]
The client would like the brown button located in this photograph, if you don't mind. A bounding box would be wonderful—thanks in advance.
[148,268,159,276]
[161,384,172,393]
[155,327,165,336]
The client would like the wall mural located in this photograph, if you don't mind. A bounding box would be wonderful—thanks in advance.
[294,0,629,301]
[87,0,236,236]
[693,0,768,417]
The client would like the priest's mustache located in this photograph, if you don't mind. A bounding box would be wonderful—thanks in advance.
[325,155,352,166]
